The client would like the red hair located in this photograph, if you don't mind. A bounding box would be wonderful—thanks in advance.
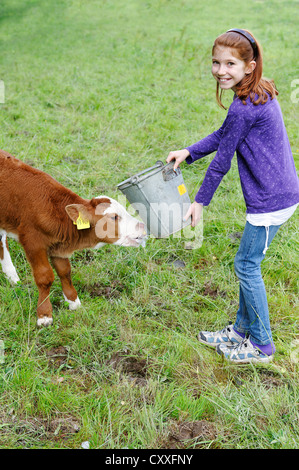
[213,30,278,109]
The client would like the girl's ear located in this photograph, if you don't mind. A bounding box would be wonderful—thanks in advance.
[245,60,256,75]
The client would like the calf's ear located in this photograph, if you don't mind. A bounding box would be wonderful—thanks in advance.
[65,204,92,224]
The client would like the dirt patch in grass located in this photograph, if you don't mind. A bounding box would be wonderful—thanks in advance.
[259,369,285,389]
[228,231,243,243]
[107,352,150,386]
[202,280,227,299]
[0,409,81,446]
[46,346,69,369]
[47,416,81,437]
[86,280,125,300]
[163,419,217,449]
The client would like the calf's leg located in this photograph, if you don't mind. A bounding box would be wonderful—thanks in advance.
[51,256,81,310]
[0,233,20,284]
[21,240,55,327]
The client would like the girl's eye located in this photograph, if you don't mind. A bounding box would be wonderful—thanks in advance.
[228,62,235,66]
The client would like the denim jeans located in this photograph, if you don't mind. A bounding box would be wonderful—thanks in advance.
[233,222,281,345]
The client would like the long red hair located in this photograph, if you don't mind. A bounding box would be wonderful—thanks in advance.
[213,30,278,109]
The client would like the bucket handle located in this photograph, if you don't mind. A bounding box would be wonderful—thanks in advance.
[117,160,180,188]
[127,160,164,185]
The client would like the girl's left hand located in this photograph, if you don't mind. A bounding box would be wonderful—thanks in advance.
[184,202,203,227]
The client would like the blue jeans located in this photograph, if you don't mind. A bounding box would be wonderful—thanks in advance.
[233,222,281,345]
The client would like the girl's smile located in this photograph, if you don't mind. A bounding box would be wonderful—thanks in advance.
[212,46,255,91]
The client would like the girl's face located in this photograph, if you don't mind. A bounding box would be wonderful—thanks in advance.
[212,46,256,91]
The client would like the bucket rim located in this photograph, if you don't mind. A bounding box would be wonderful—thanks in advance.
[117,160,177,188]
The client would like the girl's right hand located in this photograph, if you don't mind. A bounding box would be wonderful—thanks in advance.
[166,149,190,170]
[184,201,203,227]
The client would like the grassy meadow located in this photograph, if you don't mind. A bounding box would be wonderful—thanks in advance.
[0,0,298,449]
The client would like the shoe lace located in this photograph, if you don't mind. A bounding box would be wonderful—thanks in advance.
[231,337,249,353]
[221,324,232,337]
[231,337,264,357]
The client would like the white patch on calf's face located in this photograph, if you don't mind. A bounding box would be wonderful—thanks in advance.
[95,197,146,247]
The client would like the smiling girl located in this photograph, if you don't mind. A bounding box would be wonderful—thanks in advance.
[167,29,299,364]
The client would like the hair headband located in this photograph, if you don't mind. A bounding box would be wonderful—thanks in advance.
[226,28,258,58]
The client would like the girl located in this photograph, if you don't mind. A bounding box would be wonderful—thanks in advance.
[167,29,299,364]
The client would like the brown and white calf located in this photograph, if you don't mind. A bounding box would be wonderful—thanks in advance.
[0,149,146,326]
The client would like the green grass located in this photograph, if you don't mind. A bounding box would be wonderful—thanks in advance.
[0,0,298,449]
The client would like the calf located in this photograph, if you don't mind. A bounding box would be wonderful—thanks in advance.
[0,149,146,326]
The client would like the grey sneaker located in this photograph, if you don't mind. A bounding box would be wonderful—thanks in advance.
[197,324,243,349]
[216,338,273,364]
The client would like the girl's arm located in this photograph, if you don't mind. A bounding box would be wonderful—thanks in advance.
[166,125,225,170]
[185,125,225,163]
[194,108,254,205]
[166,123,227,226]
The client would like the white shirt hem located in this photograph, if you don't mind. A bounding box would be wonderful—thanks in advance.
[246,203,298,226]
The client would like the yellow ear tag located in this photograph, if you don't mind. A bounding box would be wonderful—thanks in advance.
[74,212,90,230]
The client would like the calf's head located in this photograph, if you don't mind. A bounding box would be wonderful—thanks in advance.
[65,196,146,248]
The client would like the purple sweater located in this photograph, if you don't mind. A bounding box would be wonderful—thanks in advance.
[186,95,299,213]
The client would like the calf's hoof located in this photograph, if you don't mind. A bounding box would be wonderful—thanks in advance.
[37,316,53,327]
[7,271,20,285]
[63,294,81,311]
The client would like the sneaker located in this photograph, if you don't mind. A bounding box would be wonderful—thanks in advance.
[216,337,273,364]
[197,324,244,349]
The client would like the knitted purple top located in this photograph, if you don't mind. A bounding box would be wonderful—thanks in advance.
[186,95,299,213]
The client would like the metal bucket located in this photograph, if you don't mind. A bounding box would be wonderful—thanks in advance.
[117,160,191,238]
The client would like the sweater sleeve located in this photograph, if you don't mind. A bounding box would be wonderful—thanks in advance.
[185,124,225,163]
[188,105,255,205]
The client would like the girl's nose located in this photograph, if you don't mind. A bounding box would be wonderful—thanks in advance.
[217,64,226,75]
